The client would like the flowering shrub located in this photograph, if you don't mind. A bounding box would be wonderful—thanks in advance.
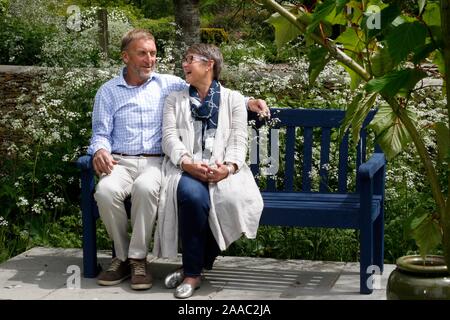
[0,66,119,259]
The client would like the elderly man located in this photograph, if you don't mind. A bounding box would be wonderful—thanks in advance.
[87,28,269,290]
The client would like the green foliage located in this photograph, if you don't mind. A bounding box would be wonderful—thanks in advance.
[265,7,302,51]
[263,0,450,260]
[367,105,413,160]
[0,17,56,65]
[200,27,228,44]
[134,16,176,50]
[129,0,173,18]
[0,67,117,263]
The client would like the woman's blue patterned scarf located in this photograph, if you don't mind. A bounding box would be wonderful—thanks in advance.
[189,80,220,155]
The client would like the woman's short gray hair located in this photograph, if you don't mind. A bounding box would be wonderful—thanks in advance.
[185,43,223,80]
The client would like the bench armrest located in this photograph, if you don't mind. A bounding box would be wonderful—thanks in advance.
[76,155,93,171]
[358,153,386,180]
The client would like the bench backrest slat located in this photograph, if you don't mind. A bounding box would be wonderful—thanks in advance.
[338,132,349,192]
[284,126,296,191]
[319,127,331,193]
[302,127,313,192]
[249,108,377,193]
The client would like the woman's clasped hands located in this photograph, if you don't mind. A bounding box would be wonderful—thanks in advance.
[181,160,231,183]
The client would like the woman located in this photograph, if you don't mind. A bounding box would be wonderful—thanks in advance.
[153,43,264,299]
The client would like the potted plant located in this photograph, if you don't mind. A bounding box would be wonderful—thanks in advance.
[261,0,450,298]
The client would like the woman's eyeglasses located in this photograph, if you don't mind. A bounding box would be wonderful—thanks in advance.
[182,54,209,64]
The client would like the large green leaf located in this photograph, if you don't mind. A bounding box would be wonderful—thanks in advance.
[423,2,441,27]
[365,68,427,97]
[308,45,329,85]
[265,9,303,50]
[368,105,413,160]
[338,92,364,143]
[351,92,377,145]
[370,45,395,77]
[418,0,427,16]
[386,21,427,65]
[411,214,442,259]
[433,50,445,76]
[335,0,349,15]
[412,42,439,64]
[433,122,449,164]
[336,27,366,53]
[306,0,336,34]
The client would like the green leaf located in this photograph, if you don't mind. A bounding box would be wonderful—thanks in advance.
[433,122,449,164]
[365,69,427,97]
[433,50,445,76]
[368,105,413,160]
[418,0,427,16]
[370,45,395,77]
[308,45,329,85]
[325,7,347,25]
[351,92,377,145]
[386,21,427,64]
[266,10,303,50]
[422,2,440,27]
[306,0,336,34]
[336,0,349,15]
[339,92,364,143]
[412,42,439,64]
[336,27,366,53]
[411,214,442,258]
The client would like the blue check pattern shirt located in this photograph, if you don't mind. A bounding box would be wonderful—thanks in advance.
[87,68,187,156]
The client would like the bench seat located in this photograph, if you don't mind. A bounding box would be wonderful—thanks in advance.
[261,192,382,228]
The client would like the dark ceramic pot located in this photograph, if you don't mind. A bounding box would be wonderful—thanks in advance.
[387,255,450,300]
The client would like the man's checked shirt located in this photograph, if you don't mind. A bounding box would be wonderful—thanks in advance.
[87,68,187,156]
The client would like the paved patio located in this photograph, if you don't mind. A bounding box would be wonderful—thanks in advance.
[0,247,394,300]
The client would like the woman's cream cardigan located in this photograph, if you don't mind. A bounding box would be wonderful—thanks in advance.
[152,86,264,258]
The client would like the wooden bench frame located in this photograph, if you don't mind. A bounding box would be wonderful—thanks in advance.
[76,108,386,294]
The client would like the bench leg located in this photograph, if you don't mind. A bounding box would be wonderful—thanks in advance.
[373,213,384,273]
[82,203,101,278]
[359,221,374,294]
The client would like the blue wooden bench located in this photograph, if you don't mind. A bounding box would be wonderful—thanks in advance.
[76,107,386,294]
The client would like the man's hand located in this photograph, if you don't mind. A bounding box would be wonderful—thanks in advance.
[181,160,211,182]
[248,98,270,120]
[92,149,118,176]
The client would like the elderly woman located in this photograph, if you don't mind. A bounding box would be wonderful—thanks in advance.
[153,43,264,299]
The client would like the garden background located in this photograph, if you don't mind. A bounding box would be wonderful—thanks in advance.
[0,0,446,264]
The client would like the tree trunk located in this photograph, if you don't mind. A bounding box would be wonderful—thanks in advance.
[173,0,200,76]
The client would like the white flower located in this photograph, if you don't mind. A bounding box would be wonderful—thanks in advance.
[17,197,29,207]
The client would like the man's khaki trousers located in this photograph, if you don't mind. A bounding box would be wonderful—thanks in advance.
[94,154,163,262]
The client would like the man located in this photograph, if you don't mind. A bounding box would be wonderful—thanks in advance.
[88,28,269,290]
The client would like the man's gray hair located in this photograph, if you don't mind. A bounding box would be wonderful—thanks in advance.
[186,43,223,80]
[121,29,155,52]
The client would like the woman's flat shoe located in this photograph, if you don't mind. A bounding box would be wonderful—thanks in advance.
[174,281,200,299]
[164,269,184,289]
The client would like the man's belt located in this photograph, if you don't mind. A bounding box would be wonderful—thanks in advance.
[112,153,163,157]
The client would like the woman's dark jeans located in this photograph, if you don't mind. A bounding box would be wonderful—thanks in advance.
[177,173,221,277]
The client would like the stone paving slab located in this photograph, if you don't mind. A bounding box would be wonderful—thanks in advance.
[0,247,394,300]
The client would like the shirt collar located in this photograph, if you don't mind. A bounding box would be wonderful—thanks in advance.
[117,67,158,88]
